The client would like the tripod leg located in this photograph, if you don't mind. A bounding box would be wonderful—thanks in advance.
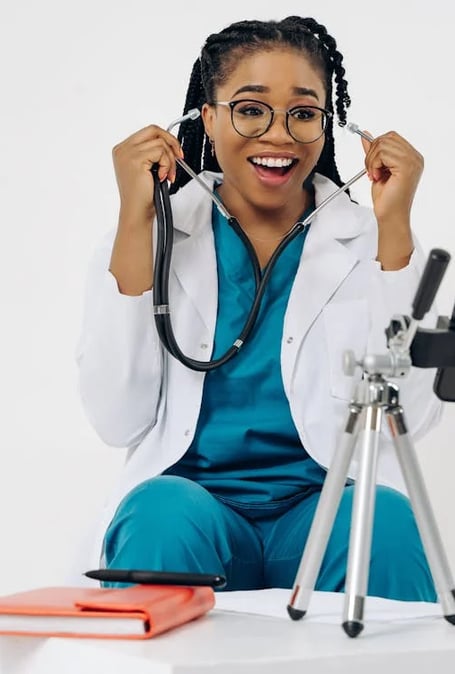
[342,403,382,638]
[387,406,455,624]
[287,404,362,620]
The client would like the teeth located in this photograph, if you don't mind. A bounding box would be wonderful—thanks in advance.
[251,157,294,168]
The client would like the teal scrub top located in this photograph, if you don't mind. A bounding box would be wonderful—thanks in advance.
[164,200,327,509]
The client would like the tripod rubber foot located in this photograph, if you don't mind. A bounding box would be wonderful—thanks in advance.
[287,605,306,621]
[444,614,455,625]
[342,620,364,638]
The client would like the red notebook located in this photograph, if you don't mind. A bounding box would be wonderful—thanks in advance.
[0,584,215,639]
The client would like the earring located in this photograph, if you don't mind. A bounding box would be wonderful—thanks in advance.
[209,137,215,157]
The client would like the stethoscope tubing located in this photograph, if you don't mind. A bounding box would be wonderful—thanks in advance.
[151,163,367,371]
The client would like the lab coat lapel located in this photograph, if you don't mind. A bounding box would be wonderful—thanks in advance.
[282,175,365,383]
[284,235,358,341]
[170,175,219,334]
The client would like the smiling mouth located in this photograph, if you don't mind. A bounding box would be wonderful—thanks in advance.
[248,157,298,177]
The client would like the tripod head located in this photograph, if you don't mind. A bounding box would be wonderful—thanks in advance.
[344,248,455,401]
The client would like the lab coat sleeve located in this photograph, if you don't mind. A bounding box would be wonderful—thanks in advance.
[75,229,163,448]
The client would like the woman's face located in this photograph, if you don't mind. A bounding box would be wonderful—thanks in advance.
[202,48,327,215]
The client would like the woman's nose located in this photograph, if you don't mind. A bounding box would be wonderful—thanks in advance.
[262,110,292,141]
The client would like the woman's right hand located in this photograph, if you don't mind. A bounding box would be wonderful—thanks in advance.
[112,124,184,221]
[109,124,182,294]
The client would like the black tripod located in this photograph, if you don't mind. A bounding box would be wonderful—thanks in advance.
[287,249,455,637]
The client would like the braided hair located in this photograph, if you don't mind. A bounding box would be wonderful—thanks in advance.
[170,16,351,195]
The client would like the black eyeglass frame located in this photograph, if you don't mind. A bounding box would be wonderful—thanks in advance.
[214,99,333,144]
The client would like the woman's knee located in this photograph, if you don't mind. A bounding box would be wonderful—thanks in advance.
[104,476,223,559]
[110,475,220,534]
[371,486,423,556]
[335,484,422,552]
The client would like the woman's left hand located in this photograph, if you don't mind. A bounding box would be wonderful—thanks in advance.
[361,131,423,269]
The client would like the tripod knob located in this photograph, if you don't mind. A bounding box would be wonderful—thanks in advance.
[343,350,358,376]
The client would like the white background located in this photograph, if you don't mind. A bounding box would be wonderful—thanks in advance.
[1,0,454,595]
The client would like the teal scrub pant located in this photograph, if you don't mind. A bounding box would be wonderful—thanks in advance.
[103,475,436,601]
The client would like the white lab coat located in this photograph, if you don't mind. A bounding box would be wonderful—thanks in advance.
[74,171,441,580]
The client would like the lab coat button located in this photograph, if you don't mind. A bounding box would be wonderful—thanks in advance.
[286,336,294,344]
[200,343,208,350]
[184,429,191,437]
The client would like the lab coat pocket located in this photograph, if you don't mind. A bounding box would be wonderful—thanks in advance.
[322,298,370,401]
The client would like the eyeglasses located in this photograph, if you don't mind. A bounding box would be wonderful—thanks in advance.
[215,99,332,144]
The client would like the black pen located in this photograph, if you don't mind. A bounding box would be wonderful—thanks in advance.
[84,568,227,588]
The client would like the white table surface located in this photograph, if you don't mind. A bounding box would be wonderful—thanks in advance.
[1,590,454,674]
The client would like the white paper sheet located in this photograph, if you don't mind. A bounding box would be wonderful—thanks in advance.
[215,589,442,624]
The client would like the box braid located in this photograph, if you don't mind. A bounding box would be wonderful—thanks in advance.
[170,16,351,195]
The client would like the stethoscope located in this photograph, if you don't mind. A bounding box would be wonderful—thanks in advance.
[151,110,373,372]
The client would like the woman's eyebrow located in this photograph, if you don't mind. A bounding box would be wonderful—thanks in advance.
[231,84,320,100]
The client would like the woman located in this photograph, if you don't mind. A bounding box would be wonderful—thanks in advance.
[77,16,441,600]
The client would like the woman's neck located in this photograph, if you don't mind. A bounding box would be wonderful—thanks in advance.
[216,185,312,241]
[215,184,313,269]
